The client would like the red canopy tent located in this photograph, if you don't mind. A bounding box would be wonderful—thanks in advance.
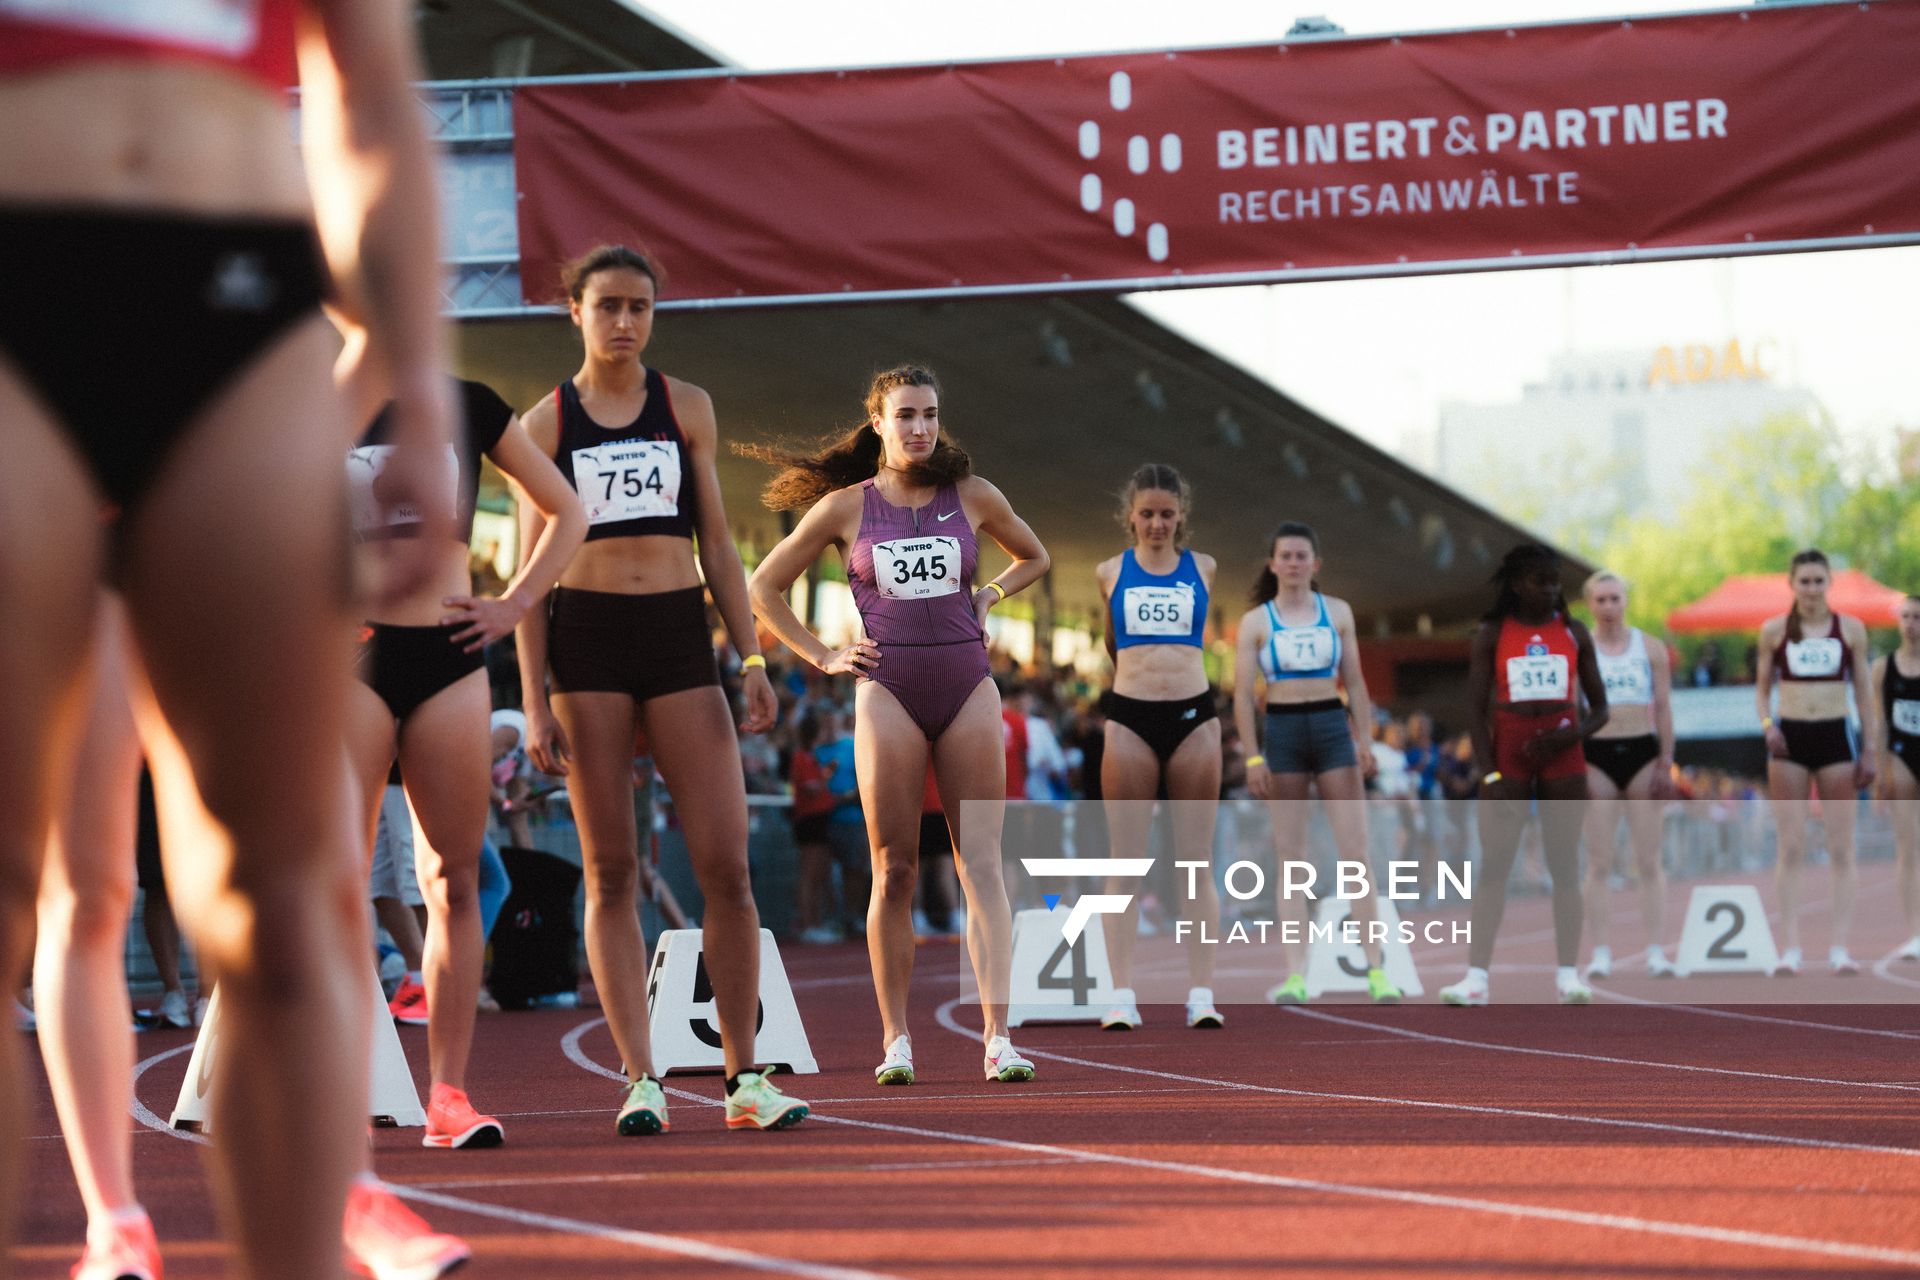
[1666,569,1908,632]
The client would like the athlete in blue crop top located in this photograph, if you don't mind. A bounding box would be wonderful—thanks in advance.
[1094,465,1223,1030]
[1231,522,1398,1004]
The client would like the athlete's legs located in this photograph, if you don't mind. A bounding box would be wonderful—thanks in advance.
[1264,773,1313,978]
[0,361,101,1258]
[34,598,141,1234]
[1581,768,1622,954]
[1889,760,1920,942]
[1813,761,1859,953]
[1099,721,1161,992]
[1768,760,1812,954]
[1537,775,1588,966]
[552,691,652,1077]
[1165,721,1223,988]
[398,669,491,1090]
[1466,780,1529,972]
[1316,765,1385,969]
[854,681,931,1048]
[1622,763,1667,949]
[931,679,1014,1044]
[118,318,369,1280]
[644,685,762,1076]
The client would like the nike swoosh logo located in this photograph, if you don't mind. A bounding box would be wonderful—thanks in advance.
[936,510,958,521]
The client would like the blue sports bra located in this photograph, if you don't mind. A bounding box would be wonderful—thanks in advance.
[1260,593,1341,681]
[1111,547,1207,649]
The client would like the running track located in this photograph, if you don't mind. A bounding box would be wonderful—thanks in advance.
[14,876,1920,1278]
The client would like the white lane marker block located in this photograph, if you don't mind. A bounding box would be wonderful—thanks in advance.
[1008,906,1115,1027]
[171,969,424,1131]
[1674,884,1779,976]
[644,928,817,1075]
[1304,896,1423,998]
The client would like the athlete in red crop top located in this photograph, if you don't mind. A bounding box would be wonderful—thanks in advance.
[0,3,465,1277]
[1439,545,1608,1008]
[1754,549,1877,975]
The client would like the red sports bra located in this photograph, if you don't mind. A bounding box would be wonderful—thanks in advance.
[1774,613,1853,683]
[0,1,301,92]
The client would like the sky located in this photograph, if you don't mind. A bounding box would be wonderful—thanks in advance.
[632,0,1919,458]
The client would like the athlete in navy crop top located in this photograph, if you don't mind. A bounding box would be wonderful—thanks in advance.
[1094,465,1223,1031]
[1873,595,1920,961]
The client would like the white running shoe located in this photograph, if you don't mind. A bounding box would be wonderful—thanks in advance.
[1898,937,1920,963]
[1557,975,1593,1005]
[158,989,192,1029]
[1828,946,1861,976]
[983,1036,1035,1083]
[1185,988,1224,1029]
[1774,947,1803,976]
[1101,987,1142,1031]
[1583,946,1612,982]
[1645,948,1678,978]
[1438,974,1489,1007]
[874,1034,915,1086]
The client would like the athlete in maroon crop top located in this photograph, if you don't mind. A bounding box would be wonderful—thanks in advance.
[1754,549,1877,975]
[749,365,1050,1087]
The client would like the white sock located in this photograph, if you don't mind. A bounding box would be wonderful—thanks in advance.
[1466,967,1489,986]
[1646,944,1667,962]
[89,1205,148,1249]
[1111,987,1137,1005]
[1591,945,1611,964]
[1557,965,1580,987]
[1187,986,1214,1005]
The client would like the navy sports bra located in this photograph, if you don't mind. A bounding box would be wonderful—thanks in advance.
[553,367,697,542]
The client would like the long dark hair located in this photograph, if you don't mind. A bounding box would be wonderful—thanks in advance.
[1484,543,1566,622]
[1785,548,1832,643]
[739,364,972,510]
[1117,463,1192,548]
[1249,521,1321,604]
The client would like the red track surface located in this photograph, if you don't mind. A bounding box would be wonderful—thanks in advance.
[14,878,1920,1278]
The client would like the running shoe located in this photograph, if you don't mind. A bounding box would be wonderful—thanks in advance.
[1438,973,1489,1007]
[983,1036,1035,1083]
[72,1211,160,1280]
[1366,968,1402,1004]
[874,1034,915,1086]
[422,1084,504,1150]
[1773,947,1803,977]
[343,1181,470,1280]
[1556,975,1593,1005]
[387,977,429,1027]
[1645,948,1678,978]
[1829,946,1861,976]
[157,989,193,1030]
[725,1070,810,1131]
[1582,946,1612,982]
[191,996,208,1027]
[1185,988,1224,1029]
[616,1075,669,1135]
[1101,995,1142,1031]
[1265,974,1310,1005]
[1898,936,1920,962]
[798,925,841,945]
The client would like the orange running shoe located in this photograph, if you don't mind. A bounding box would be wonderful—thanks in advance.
[343,1180,470,1280]
[72,1211,161,1280]
[423,1084,504,1150]
[387,977,429,1027]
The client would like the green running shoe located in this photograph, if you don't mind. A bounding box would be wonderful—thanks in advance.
[616,1075,669,1136]
[725,1069,810,1131]
[1367,967,1402,1004]
[1266,974,1310,1005]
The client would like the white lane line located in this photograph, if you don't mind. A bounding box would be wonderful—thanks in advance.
[130,1038,902,1278]
[1871,944,1920,992]
[409,1157,1077,1191]
[1281,1006,1920,1094]
[1588,985,1920,1041]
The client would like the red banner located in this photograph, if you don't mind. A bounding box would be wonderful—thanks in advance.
[513,2,1920,307]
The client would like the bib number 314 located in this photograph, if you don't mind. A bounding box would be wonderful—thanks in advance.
[1506,654,1569,701]
[873,536,962,599]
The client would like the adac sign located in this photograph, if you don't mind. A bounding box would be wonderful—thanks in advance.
[1645,339,1777,387]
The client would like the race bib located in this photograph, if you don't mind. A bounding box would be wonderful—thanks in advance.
[1274,627,1336,673]
[572,440,681,526]
[346,443,460,534]
[873,536,962,600]
[1122,585,1194,637]
[1894,700,1920,736]
[0,0,258,52]
[1506,654,1570,702]
[1784,637,1843,678]
[1601,659,1652,705]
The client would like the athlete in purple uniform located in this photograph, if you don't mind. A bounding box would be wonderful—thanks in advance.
[748,365,1050,1086]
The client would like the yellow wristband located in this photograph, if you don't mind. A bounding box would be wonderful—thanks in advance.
[742,654,767,671]
[1482,770,1504,785]
[1761,716,1774,729]
[1245,754,1265,767]
[984,581,1007,601]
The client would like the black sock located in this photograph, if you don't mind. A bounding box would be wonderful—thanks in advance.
[726,1073,742,1096]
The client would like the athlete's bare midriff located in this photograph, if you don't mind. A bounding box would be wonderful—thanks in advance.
[0,63,308,213]
[558,535,704,595]
[1112,643,1209,702]
[1778,680,1849,722]
[365,545,475,627]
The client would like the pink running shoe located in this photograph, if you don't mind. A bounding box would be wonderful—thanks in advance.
[387,977,429,1027]
[72,1212,161,1280]
[423,1084,504,1150]
[344,1181,470,1280]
